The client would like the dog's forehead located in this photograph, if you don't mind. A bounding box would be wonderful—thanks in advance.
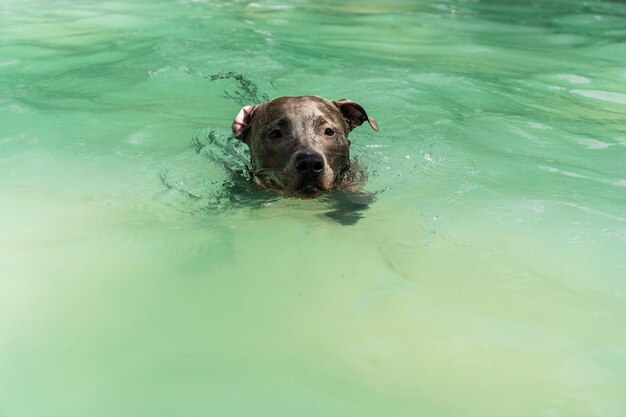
[260,96,342,125]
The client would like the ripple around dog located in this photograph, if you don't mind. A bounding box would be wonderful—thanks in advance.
[157,72,440,219]
[156,126,436,226]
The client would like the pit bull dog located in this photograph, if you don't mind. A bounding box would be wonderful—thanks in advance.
[231,95,378,198]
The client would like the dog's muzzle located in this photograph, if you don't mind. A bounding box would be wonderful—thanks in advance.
[293,151,325,196]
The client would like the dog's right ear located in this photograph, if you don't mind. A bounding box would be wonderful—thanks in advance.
[231,105,257,142]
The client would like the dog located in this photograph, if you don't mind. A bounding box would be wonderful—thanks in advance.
[231,95,378,198]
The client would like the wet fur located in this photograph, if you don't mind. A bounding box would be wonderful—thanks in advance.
[232,95,378,198]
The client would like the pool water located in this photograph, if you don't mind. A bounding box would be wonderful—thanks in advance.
[1,0,625,416]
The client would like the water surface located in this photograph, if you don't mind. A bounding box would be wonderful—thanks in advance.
[1,1,625,416]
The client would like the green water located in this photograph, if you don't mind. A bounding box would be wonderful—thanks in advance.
[1,0,626,416]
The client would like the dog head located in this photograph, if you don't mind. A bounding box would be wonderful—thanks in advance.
[232,95,378,198]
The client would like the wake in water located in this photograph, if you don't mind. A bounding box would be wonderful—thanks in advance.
[208,71,270,106]
[159,127,374,225]
[158,72,434,225]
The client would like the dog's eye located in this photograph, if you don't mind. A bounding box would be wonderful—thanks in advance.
[324,128,334,136]
[269,130,282,139]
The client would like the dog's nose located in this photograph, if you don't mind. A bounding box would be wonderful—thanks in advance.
[295,152,325,176]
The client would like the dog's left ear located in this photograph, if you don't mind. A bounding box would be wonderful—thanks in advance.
[231,105,258,142]
[333,99,379,132]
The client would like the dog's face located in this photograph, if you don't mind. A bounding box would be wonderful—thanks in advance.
[232,96,378,198]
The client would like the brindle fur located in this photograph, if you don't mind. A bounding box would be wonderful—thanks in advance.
[232,95,378,198]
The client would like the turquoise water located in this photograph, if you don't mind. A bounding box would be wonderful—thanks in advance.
[1,0,626,416]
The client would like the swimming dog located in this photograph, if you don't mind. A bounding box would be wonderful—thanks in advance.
[231,95,378,198]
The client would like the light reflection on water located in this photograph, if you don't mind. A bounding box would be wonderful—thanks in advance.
[1,0,625,416]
